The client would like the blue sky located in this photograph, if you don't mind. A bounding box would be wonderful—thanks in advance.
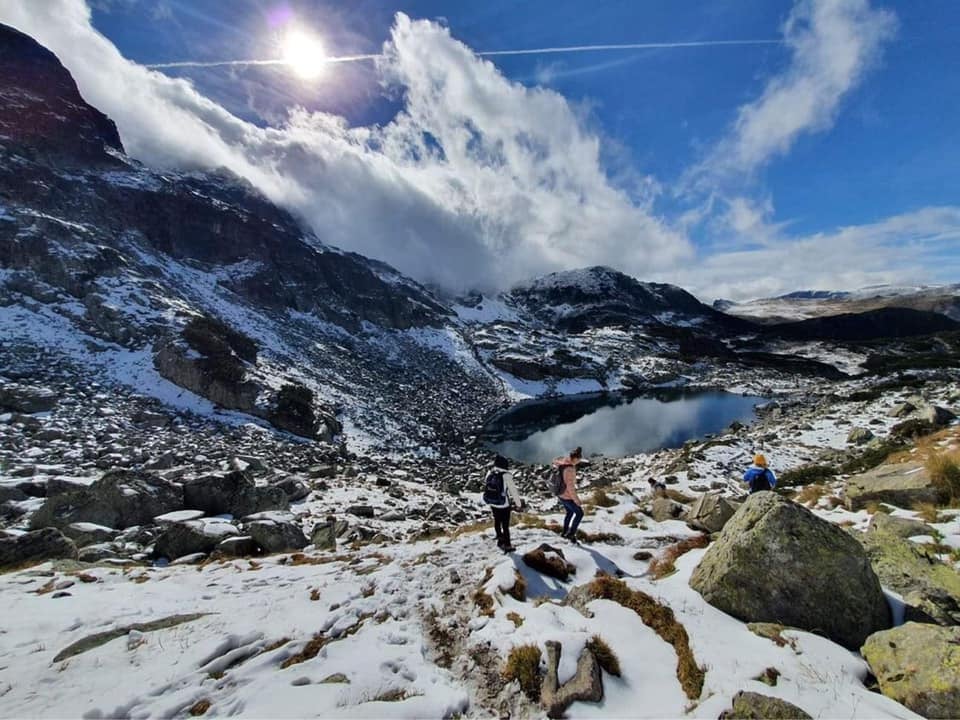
[2,0,958,299]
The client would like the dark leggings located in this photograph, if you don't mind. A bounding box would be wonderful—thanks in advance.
[560,498,584,535]
[492,506,512,546]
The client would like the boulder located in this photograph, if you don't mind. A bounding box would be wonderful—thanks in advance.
[77,543,120,562]
[0,382,57,413]
[861,623,960,719]
[62,522,118,547]
[0,485,27,503]
[650,496,687,522]
[719,691,812,720]
[888,402,916,419]
[686,492,739,534]
[216,535,258,557]
[347,505,375,519]
[29,470,183,530]
[154,519,239,560]
[689,492,889,650]
[846,427,875,446]
[918,404,957,427]
[541,640,602,719]
[522,544,576,582]
[0,528,77,568]
[311,520,338,551]
[182,470,288,518]
[270,476,311,503]
[858,528,960,626]
[844,462,947,511]
[246,519,308,553]
[867,512,936,539]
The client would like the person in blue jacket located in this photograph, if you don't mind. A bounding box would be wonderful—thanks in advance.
[743,454,777,494]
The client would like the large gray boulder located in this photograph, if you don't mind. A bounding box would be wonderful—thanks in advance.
[859,527,960,626]
[719,691,811,719]
[689,492,889,649]
[29,470,183,530]
[154,519,239,560]
[686,492,739,534]
[246,518,308,553]
[867,512,936,539]
[844,462,947,511]
[0,528,77,568]
[650,496,687,522]
[861,623,960,719]
[182,470,288,519]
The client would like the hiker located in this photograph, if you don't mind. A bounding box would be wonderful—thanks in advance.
[483,454,522,552]
[743,453,777,494]
[647,477,668,497]
[554,446,584,542]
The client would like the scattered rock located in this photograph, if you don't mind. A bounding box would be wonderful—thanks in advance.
[311,520,338,551]
[270,476,311,503]
[650,497,687,522]
[846,427,875,445]
[62,522,118,547]
[154,519,239,560]
[867,512,935,539]
[844,462,947,511]
[689,492,889,649]
[686,492,738,534]
[719,691,811,719]
[861,623,960,719]
[918,404,957,428]
[215,536,258,557]
[0,382,57,413]
[347,505,375,519]
[246,519,308,554]
[0,528,78,568]
[540,640,603,719]
[887,402,916,419]
[183,470,289,519]
[522,544,576,582]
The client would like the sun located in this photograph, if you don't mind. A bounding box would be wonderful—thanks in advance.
[283,28,327,80]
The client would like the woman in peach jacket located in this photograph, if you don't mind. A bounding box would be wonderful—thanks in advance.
[553,446,584,542]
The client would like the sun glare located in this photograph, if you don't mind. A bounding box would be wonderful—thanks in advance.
[283,28,327,79]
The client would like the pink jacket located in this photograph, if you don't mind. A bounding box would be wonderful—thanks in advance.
[553,457,580,504]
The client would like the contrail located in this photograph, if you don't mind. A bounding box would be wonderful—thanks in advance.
[145,39,780,70]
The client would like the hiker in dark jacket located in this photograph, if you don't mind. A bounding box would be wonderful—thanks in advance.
[553,446,584,543]
[483,454,522,552]
[743,453,777,494]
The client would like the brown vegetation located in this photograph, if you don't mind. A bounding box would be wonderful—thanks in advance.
[586,635,621,677]
[503,644,543,702]
[648,534,711,580]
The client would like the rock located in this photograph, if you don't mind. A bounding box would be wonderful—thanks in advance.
[380,510,405,522]
[719,691,812,719]
[861,623,960,719]
[307,464,336,479]
[867,512,936,539]
[540,640,603,719]
[0,502,27,522]
[62,522,118,547]
[0,528,77,568]
[154,519,239,560]
[182,470,288,519]
[0,382,57,413]
[270,476,310,503]
[844,462,948,511]
[347,505,375,519]
[246,519,308,553]
[890,418,938,441]
[650,496,687,522]
[154,510,206,524]
[888,402,916,419]
[45,478,90,497]
[311,521,337,551]
[522,544,576,582]
[0,485,27,503]
[918,404,957,427]
[77,543,119,562]
[846,427,875,445]
[265,383,341,442]
[132,410,170,428]
[29,470,183,530]
[689,492,889,650]
[215,536,258,557]
[686,492,739,534]
[858,528,960,626]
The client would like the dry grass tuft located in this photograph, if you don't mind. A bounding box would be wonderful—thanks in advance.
[309,588,320,602]
[506,571,527,602]
[586,635,621,677]
[913,502,941,524]
[591,489,619,508]
[281,633,327,669]
[648,535,711,580]
[620,510,644,527]
[927,451,960,504]
[863,501,892,515]
[503,644,543,702]
[585,575,704,699]
[795,483,829,507]
[188,699,211,716]
[506,611,524,628]
[474,567,496,617]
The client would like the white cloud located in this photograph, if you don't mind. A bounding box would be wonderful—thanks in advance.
[667,206,960,302]
[693,0,896,186]
[0,0,691,292]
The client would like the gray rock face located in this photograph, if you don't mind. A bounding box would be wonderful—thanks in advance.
[182,470,288,519]
[29,470,184,530]
[0,528,77,568]
[154,519,239,560]
[719,691,811,719]
[216,535,258,557]
[867,512,935,539]
[62,522,118,547]
[686,492,738,534]
[859,526,960,626]
[861,623,960,719]
[270,476,311,503]
[846,427,875,445]
[246,519,308,553]
[918,404,957,427]
[689,492,889,649]
[541,640,603,719]
[844,461,947,511]
[311,521,337,551]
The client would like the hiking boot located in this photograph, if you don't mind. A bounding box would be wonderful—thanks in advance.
[502,545,516,553]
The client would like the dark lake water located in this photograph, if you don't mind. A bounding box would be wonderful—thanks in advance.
[484,390,762,464]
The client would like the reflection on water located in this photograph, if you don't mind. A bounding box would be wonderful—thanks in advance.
[487,391,761,464]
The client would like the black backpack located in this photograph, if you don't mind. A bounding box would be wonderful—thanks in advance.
[549,466,566,496]
[483,470,506,505]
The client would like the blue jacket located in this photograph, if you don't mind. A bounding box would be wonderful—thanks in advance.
[743,465,777,492]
